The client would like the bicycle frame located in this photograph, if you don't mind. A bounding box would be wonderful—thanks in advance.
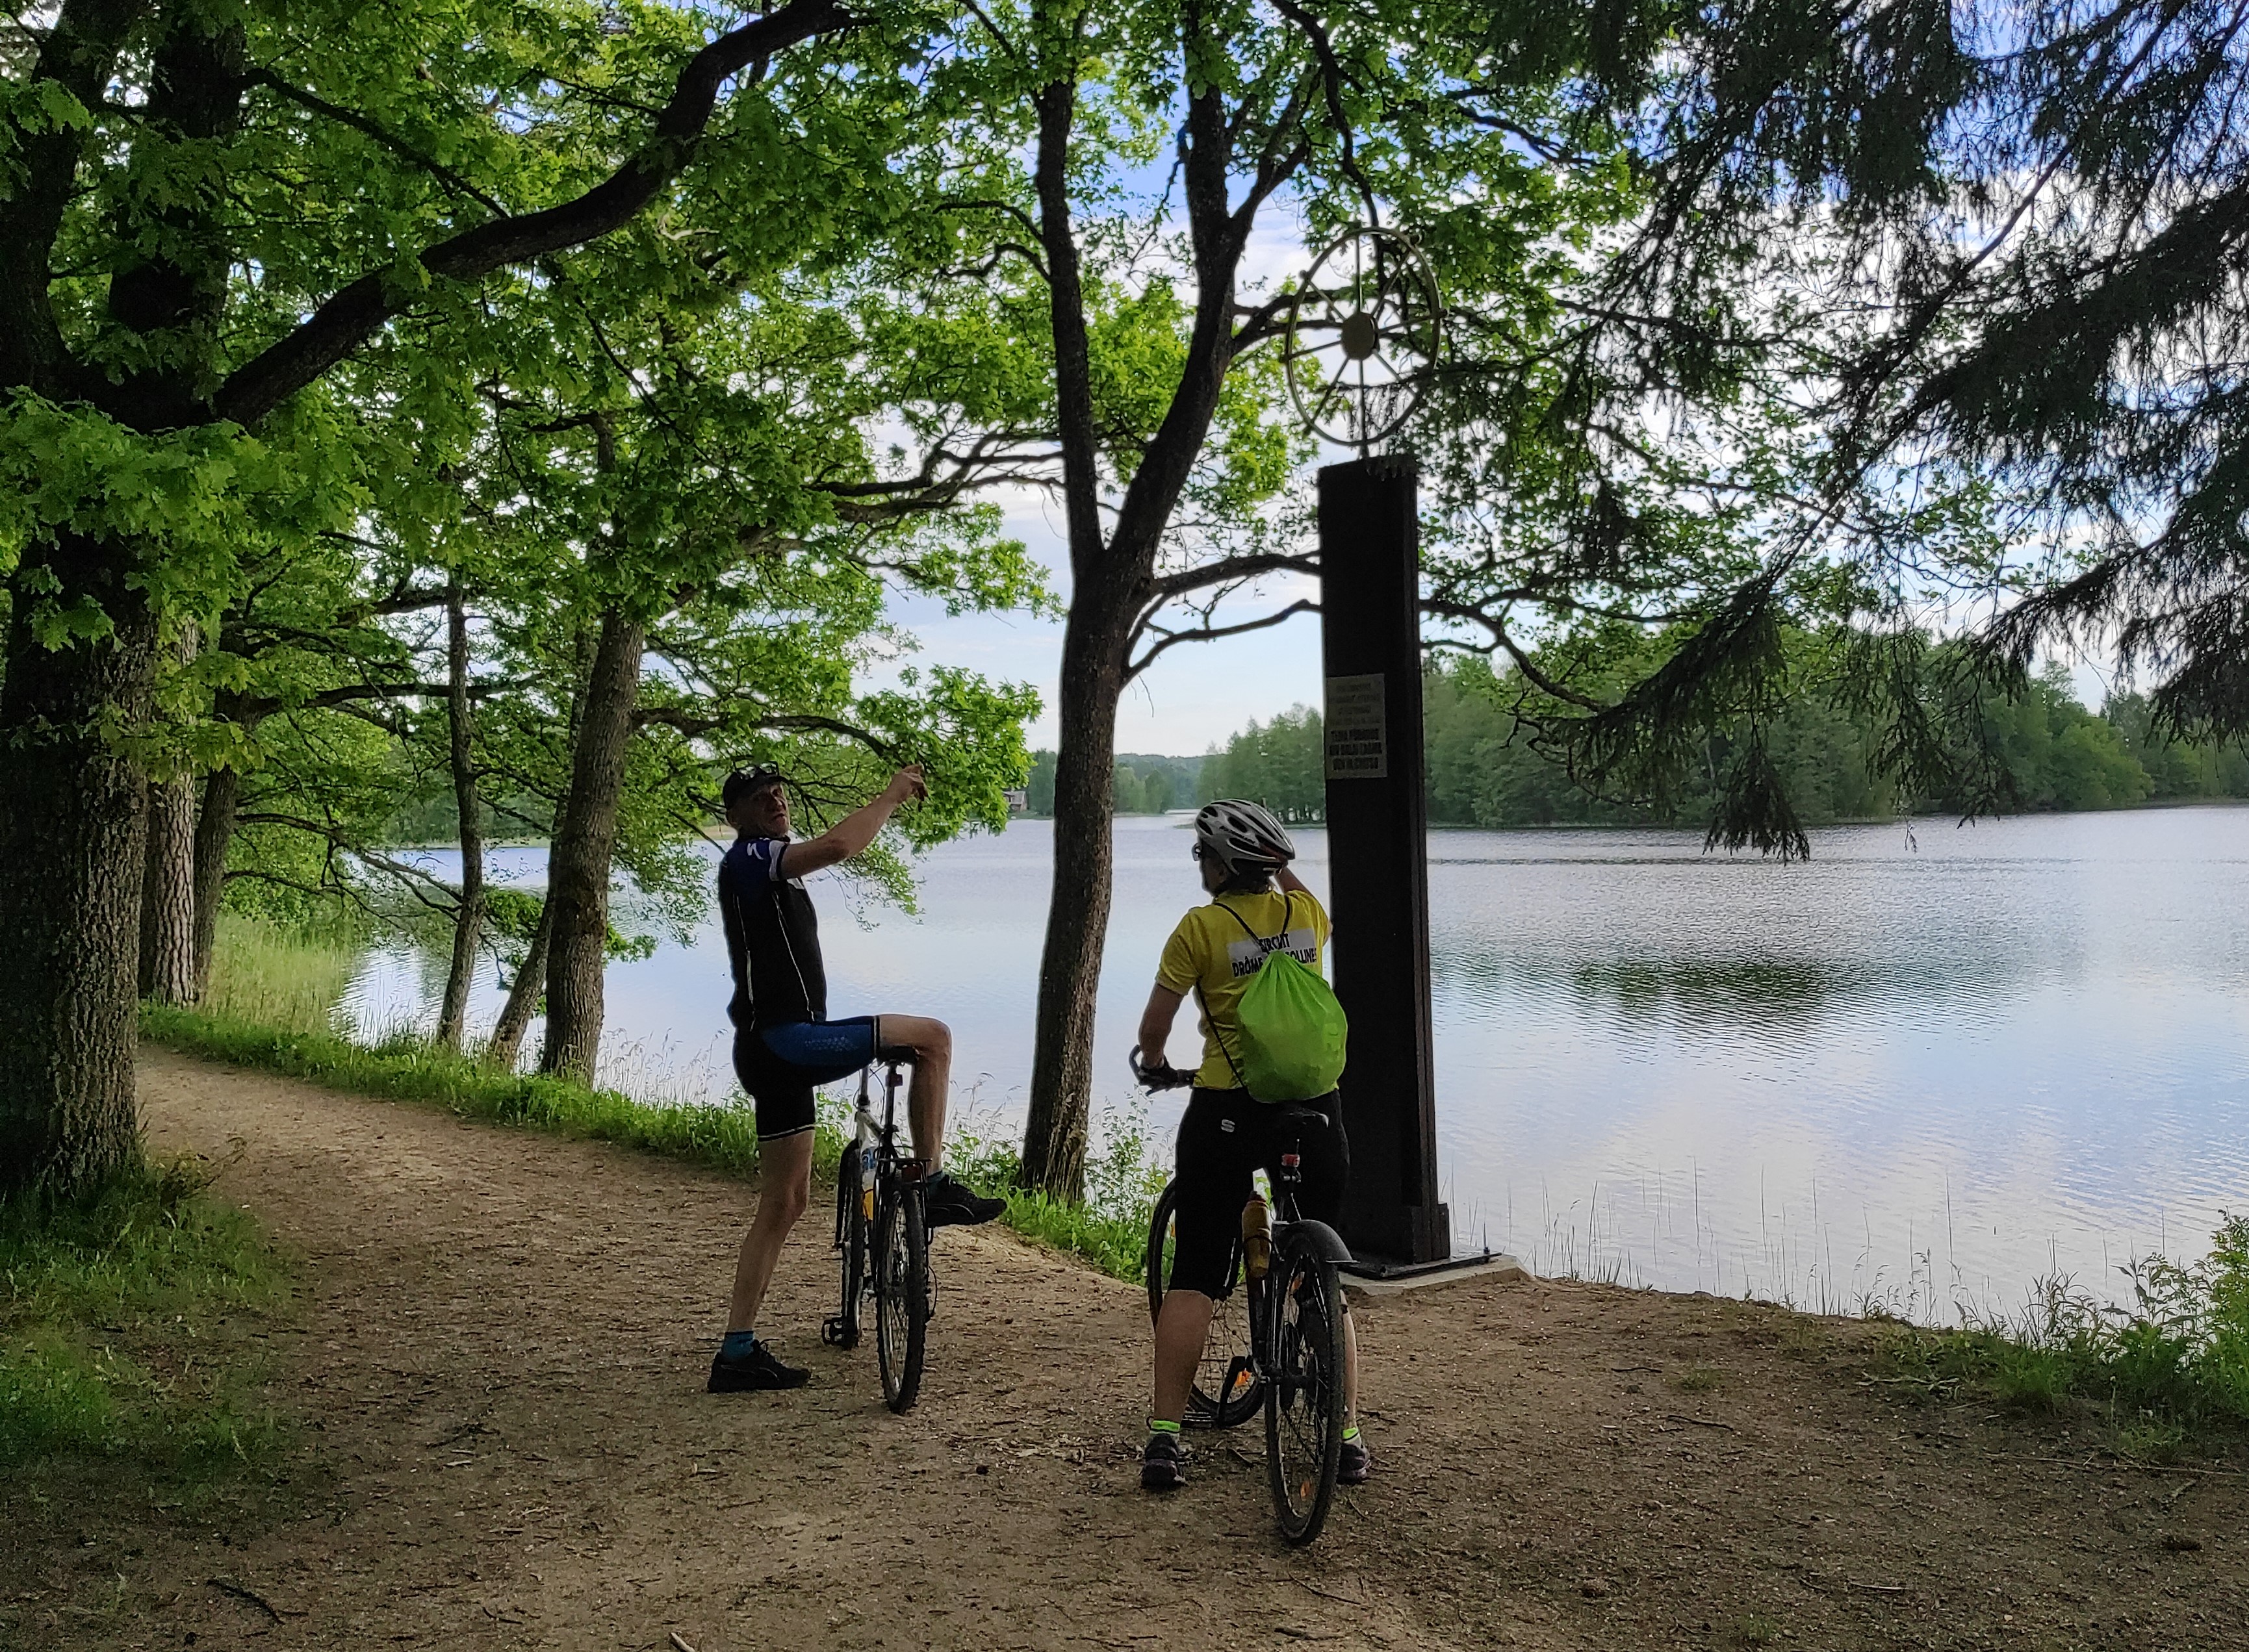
[850,1060,907,1212]
[1245,1137,1352,1368]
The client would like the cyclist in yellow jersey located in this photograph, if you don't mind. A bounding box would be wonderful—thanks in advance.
[1131,800,1367,1492]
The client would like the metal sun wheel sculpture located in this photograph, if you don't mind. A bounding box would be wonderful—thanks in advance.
[1282,226,1442,452]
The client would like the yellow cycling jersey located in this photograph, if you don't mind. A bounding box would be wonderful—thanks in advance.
[1155,887,1331,1091]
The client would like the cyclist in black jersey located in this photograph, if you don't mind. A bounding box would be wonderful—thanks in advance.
[708,763,1003,1393]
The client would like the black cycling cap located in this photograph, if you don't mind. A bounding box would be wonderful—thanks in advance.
[721,765,787,808]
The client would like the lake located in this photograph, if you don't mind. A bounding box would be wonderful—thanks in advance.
[344,804,2249,1320]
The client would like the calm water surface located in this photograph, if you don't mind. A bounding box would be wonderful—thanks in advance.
[348,805,2249,1318]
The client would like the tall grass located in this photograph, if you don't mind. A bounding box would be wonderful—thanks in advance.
[198,913,361,1037]
[1873,1217,2249,1445]
[1,1158,292,1485]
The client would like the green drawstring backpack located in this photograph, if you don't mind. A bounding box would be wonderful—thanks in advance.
[1198,891,1350,1102]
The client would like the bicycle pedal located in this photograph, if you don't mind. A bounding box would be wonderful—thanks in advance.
[821,1315,858,1350]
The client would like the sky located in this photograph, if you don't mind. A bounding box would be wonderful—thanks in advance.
[885,481,1327,757]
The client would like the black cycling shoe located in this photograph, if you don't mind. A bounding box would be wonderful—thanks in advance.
[706,1340,810,1393]
[1140,1432,1189,1492]
[923,1171,1005,1228]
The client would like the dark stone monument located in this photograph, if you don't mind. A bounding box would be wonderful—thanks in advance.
[1317,454,1452,1269]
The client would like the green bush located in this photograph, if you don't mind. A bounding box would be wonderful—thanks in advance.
[0,1162,291,1480]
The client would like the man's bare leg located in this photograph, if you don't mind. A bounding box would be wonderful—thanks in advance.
[727,1130,817,1332]
[875,1013,953,1168]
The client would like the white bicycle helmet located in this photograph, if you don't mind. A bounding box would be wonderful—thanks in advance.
[1194,799,1296,876]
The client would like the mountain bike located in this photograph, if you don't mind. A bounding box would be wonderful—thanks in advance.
[821,1057,929,1413]
[1132,1050,1354,1544]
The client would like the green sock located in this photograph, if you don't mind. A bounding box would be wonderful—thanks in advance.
[1146,1416,1183,1437]
[1342,1423,1361,1442]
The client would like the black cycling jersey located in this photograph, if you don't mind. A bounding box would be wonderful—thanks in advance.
[717,836,827,1030]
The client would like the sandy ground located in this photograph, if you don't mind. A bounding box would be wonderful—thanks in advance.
[5,1047,2244,1651]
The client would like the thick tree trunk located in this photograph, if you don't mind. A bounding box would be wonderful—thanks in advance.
[140,625,200,1004]
[485,898,554,1071]
[539,609,644,1081]
[1020,611,1129,1199]
[436,587,485,1049]
[0,534,155,1197]
[189,763,242,1002]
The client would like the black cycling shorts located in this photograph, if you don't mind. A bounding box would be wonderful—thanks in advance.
[1165,1086,1349,1299]
[732,1015,886,1141]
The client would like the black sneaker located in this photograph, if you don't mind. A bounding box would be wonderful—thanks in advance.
[1140,1431,1189,1492]
[707,1340,810,1393]
[1339,1435,1372,1484]
[923,1171,1005,1228]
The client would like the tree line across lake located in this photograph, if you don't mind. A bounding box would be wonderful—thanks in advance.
[1083,653,2249,831]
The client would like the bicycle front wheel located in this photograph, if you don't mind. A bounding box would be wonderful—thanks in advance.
[875,1180,929,1413]
[1145,1179,1262,1428]
[825,1145,867,1349]
[1263,1230,1347,1545]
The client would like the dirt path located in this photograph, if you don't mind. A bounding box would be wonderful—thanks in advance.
[8,1048,2243,1651]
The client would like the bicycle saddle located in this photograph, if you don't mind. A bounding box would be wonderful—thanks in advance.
[1270,1102,1333,1127]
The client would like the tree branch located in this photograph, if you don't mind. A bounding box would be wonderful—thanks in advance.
[1141,550,1317,606]
[1418,596,1606,708]
[245,66,509,217]
[213,0,856,426]
[1126,600,1317,681]
[0,0,144,395]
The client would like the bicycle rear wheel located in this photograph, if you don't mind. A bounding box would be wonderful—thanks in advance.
[875,1179,929,1413]
[1263,1230,1346,1545]
[1144,1179,1262,1427]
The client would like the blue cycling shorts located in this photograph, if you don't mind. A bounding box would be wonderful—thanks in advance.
[733,1015,882,1140]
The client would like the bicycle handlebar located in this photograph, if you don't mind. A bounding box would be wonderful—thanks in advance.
[1127,1045,1196,1092]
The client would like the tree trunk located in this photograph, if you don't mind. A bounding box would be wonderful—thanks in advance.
[140,625,201,1005]
[435,585,485,1049]
[0,534,155,1197]
[539,608,644,1081]
[189,763,242,1002]
[485,897,554,1071]
[1020,610,1129,1199]
[1016,62,1250,1198]
[140,771,199,1004]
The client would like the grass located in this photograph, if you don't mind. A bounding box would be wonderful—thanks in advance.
[151,916,1170,1286]
[196,913,361,1037]
[1870,1220,2249,1447]
[146,1002,856,1182]
[1,1157,293,1490]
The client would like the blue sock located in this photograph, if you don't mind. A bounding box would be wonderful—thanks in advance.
[721,1329,758,1360]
